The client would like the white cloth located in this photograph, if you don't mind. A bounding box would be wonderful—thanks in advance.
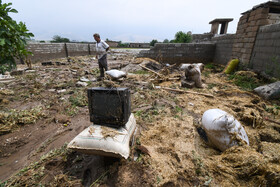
[96,40,109,59]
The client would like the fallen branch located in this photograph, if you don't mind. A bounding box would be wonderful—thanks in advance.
[264,116,280,125]
[161,87,214,98]
[150,77,181,81]
[139,64,163,77]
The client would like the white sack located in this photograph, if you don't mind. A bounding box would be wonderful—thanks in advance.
[105,69,126,79]
[202,109,249,151]
[67,114,136,159]
[179,63,204,71]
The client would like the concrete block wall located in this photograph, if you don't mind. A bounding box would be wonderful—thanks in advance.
[26,43,96,62]
[27,43,67,62]
[67,43,90,56]
[250,23,280,77]
[192,33,214,43]
[212,34,235,65]
[138,43,216,64]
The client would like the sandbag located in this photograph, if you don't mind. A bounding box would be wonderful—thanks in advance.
[201,109,249,151]
[67,114,137,159]
[180,63,204,88]
[105,69,126,79]
[224,59,239,74]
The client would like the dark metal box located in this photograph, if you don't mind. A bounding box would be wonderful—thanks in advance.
[87,87,131,127]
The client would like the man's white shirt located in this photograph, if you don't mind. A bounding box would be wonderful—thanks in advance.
[96,40,109,59]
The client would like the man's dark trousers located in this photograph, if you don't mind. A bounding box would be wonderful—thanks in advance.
[98,54,108,77]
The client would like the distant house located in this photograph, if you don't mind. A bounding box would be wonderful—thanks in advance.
[105,41,119,48]
[128,43,150,48]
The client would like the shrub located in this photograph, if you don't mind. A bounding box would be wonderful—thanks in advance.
[0,1,34,74]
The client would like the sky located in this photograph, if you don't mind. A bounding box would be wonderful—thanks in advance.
[3,0,268,42]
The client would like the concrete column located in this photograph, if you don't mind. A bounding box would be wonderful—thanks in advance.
[210,23,219,34]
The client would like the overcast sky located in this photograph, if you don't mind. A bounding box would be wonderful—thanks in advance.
[4,0,267,42]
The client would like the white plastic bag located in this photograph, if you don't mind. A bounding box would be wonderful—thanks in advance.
[67,114,136,159]
[201,109,249,151]
[105,69,126,79]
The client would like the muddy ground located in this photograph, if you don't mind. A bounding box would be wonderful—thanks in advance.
[0,49,280,186]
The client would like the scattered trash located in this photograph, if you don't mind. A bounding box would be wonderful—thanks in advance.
[57,89,67,94]
[201,109,249,151]
[42,61,54,66]
[80,77,90,82]
[0,74,15,83]
[76,81,88,87]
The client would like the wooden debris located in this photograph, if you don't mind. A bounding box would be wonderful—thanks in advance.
[139,64,163,78]
[161,87,214,98]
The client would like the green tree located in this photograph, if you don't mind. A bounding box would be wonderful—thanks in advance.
[51,35,70,43]
[174,31,192,43]
[0,1,34,74]
[163,39,169,43]
[150,39,158,46]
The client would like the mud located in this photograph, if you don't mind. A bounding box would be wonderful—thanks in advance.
[1,49,280,186]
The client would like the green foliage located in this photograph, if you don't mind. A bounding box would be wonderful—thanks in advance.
[51,35,70,43]
[228,73,260,91]
[133,70,149,74]
[173,31,192,43]
[265,104,280,115]
[69,90,87,107]
[163,39,169,43]
[118,41,129,47]
[0,1,34,74]
[150,39,158,46]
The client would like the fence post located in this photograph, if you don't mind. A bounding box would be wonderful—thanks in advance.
[88,44,91,55]
[64,43,68,57]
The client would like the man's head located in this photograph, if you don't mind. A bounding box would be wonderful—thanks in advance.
[93,33,100,42]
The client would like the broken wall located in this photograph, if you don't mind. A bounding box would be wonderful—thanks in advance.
[250,23,280,77]
[137,43,215,64]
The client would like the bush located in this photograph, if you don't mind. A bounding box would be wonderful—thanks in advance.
[51,35,70,43]
[173,31,192,43]
[0,1,34,74]
[150,39,158,46]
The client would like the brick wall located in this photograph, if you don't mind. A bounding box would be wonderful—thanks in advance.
[138,43,215,64]
[231,7,270,66]
[250,23,280,77]
[212,34,235,65]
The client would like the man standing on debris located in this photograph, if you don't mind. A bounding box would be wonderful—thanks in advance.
[94,33,110,80]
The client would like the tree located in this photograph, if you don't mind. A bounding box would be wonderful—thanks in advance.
[163,39,169,43]
[150,39,158,46]
[51,35,70,43]
[0,1,34,74]
[173,31,192,43]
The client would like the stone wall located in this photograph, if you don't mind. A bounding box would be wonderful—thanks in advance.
[138,43,216,64]
[212,34,235,65]
[26,43,96,62]
[250,23,280,77]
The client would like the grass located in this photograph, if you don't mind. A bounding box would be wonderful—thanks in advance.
[133,70,149,75]
[228,73,260,91]
[0,107,45,135]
